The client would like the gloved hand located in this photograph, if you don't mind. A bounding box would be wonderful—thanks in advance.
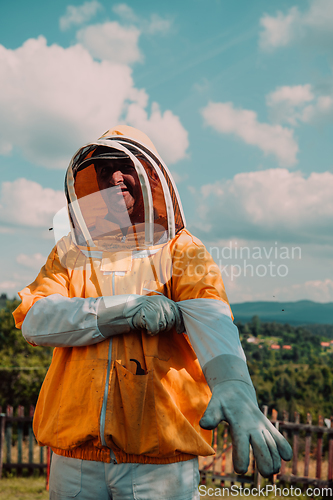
[97,294,183,337]
[132,295,184,335]
[199,356,293,477]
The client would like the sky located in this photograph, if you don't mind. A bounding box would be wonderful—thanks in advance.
[0,0,332,304]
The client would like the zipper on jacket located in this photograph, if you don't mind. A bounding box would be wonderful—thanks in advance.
[112,272,115,296]
[99,337,112,448]
[99,271,115,451]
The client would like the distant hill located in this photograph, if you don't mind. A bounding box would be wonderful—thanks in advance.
[231,300,333,326]
[1,295,332,328]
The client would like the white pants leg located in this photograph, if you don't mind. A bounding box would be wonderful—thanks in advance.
[49,453,200,500]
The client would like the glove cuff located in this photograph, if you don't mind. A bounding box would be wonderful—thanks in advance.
[97,294,143,337]
[203,354,253,390]
[170,301,185,334]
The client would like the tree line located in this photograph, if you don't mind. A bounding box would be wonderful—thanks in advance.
[238,316,333,423]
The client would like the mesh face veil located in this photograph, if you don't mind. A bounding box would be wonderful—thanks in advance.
[54,133,186,264]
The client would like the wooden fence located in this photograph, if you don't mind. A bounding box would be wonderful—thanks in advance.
[277,410,333,487]
[199,406,333,490]
[1,404,333,492]
[0,405,49,479]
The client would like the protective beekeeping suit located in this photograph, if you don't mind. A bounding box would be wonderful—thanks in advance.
[13,126,292,500]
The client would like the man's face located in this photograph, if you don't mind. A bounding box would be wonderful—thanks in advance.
[94,159,143,218]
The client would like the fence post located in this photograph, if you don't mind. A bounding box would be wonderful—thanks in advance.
[292,412,300,476]
[328,416,333,482]
[304,413,312,478]
[316,415,324,479]
[40,445,44,476]
[212,427,218,484]
[28,405,35,476]
[17,406,25,477]
[271,409,278,484]
[5,406,13,473]
[280,411,289,477]
[46,447,51,491]
[201,454,207,485]
[0,407,5,479]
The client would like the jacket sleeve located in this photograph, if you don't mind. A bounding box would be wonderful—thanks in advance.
[21,294,107,347]
[171,231,252,386]
[13,246,140,347]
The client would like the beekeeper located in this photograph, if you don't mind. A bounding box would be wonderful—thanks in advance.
[13,126,292,500]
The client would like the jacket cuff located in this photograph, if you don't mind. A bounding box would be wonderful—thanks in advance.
[203,354,253,390]
[97,294,142,337]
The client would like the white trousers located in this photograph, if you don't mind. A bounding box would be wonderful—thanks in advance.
[49,453,200,500]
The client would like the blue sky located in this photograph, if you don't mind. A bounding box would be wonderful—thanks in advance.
[1,0,332,303]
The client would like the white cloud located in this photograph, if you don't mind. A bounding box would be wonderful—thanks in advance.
[0,140,12,155]
[59,1,102,31]
[76,22,142,64]
[267,84,333,126]
[305,0,333,33]
[302,95,333,123]
[202,101,298,166]
[268,84,314,108]
[225,277,333,303]
[112,3,139,24]
[266,84,314,125]
[0,280,20,291]
[0,36,188,169]
[0,178,66,228]
[16,253,47,270]
[259,7,300,50]
[188,237,332,303]
[0,226,15,234]
[273,279,333,303]
[112,3,171,35]
[126,102,189,164]
[169,170,188,185]
[145,14,171,35]
[259,0,333,51]
[193,169,333,243]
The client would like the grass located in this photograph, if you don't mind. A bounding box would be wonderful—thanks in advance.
[0,475,329,500]
[1,439,49,499]
[0,476,49,500]
[0,477,320,500]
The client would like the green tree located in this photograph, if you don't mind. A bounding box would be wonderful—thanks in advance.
[250,315,261,337]
[0,300,53,409]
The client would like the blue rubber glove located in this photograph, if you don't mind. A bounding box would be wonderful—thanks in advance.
[98,294,184,337]
[199,355,293,477]
[132,295,184,335]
